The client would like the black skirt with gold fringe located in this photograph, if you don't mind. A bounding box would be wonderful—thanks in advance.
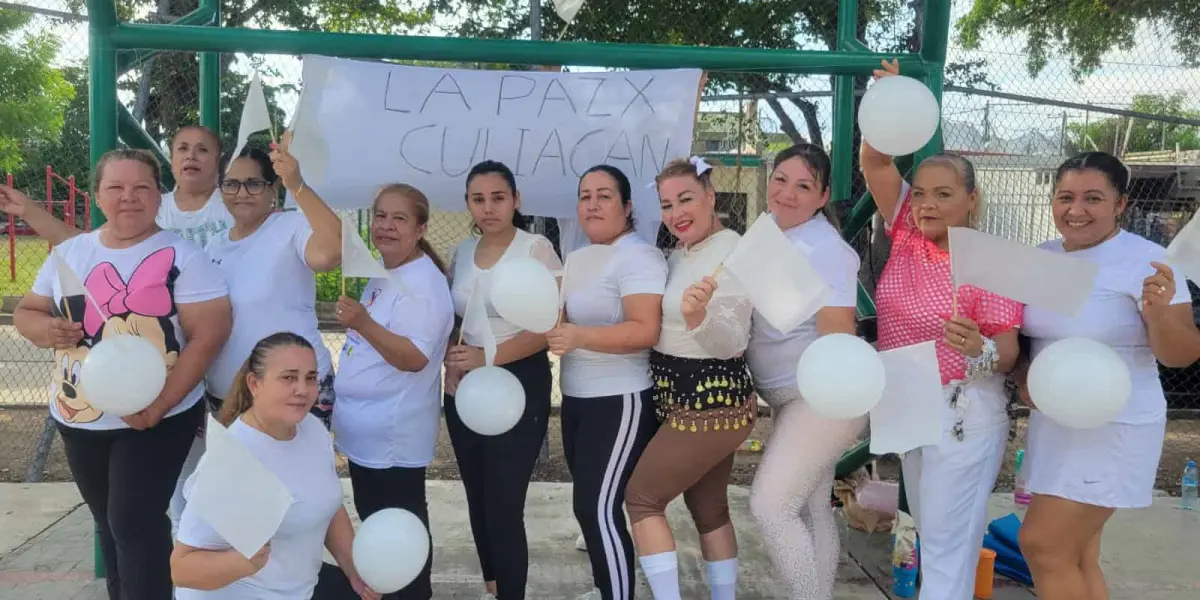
[649,349,755,434]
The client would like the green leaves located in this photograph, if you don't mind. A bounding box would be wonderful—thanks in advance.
[0,9,76,173]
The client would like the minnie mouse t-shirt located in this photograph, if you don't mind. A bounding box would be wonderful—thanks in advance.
[31,230,228,431]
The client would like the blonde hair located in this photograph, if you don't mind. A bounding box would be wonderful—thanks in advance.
[371,183,447,274]
[92,149,162,192]
[218,332,314,426]
[654,158,715,192]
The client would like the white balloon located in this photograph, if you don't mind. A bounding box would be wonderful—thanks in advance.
[455,366,525,435]
[490,257,560,333]
[79,335,167,417]
[1027,337,1131,429]
[796,333,886,420]
[352,508,430,594]
[858,75,940,157]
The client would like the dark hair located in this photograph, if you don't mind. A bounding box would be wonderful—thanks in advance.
[219,332,314,426]
[465,160,527,233]
[580,164,635,232]
[93,149,162,192]
[1055,151,1130,197]
[771,143,838,226]
[171,125,222,154]
[372,183,448,274]
[227,146,279,184]
[916,152,983,227]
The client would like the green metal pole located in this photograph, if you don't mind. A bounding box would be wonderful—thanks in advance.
[115,6,219,74]
[109,23,928,75]
[198,0,221,132]
[914,0,952,162]
[830,0,860,205]
[117,106,174,189]
[87,0,119,578]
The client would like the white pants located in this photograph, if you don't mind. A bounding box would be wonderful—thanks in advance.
[169,434,205,535]
[901,383,1008,600]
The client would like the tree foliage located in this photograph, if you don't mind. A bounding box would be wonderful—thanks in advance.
[1066,93,1200,155]
[957,0,1200,78]
[0,9,76,173]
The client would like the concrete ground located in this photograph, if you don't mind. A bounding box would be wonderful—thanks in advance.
[1,482,1196,600]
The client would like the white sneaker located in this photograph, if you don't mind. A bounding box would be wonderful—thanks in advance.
[574,588,601,600]
[575,533,588,551]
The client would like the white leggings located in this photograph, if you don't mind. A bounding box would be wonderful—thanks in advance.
[749,386,867,599]
[901,396,1007,600]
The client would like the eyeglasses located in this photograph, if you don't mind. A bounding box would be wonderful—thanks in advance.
[220,179,269,195]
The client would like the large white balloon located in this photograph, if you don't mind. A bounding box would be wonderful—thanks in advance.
[490,257,560,333]
[79,335,167,417]
[795,333,887,420]
[1027,337,1131,429]
[858,75,940,157]
[455,366,525,435]
[352,508,430,594]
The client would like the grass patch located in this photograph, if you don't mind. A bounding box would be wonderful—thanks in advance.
[2,237,51,297]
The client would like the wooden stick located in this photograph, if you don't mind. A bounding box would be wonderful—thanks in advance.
[340,275,346,298]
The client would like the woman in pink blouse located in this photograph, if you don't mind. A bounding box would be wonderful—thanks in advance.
[860,59,1024,600]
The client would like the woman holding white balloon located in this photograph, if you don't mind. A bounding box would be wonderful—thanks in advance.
[624,157,754,600]
[14,149,232,600]
[443,160,562,600]
[546,164,666,600]
[331,183,455,600]
[860,59,1025,600]
[743,144,863,599]
[172,332,380,600]
[1016,152,1200,600]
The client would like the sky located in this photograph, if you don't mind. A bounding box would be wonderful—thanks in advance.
[10,0,1199,151]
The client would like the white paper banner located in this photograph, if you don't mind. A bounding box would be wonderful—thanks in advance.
[288,55,700,233]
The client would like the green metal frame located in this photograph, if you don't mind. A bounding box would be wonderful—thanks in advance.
[85,0,951,577]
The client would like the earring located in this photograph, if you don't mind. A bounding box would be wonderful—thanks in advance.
[905,209,917,230]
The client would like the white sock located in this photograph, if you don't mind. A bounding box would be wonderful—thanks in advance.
[639,551,681,600]
[706,558,738,600]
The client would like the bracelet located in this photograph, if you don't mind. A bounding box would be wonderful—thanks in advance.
[291,183,307,198]
[965,336,998,381]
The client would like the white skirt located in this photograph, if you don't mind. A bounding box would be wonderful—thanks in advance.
[1025,411,1165,509]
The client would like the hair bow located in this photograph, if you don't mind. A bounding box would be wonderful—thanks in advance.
[82,247,176,336]
[689,156,713,177]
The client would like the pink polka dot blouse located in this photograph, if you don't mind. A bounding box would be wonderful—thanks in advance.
[875,187,1024,385]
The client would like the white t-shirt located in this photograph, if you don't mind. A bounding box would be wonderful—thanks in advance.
[450,229,564,346]
[176,414,344,600]
[560,234,668,398]
[156,190,234,248]
[204,211,333,399]
[332,255,454,468]
[31,230,228,430]
[746,214,861,389]
[655,229,750,359]
[1023,231,1191,425]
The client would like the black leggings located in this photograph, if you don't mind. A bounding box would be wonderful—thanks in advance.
[347,462,433,600]
[444,351,552,600]
[58,401,203,600]
[562,389,658,600]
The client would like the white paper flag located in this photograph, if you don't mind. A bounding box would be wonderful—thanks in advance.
[869,341,944,455]
[462,277,498,367]
[1166,212,1200,284]
[552,0,585,23]
[723,213,831,333]
[188,415,293,559]
[284,58,334,209]
[51,250,104,322]
[340,218,390,279]
[228,73,274,172]
[948,227,1098,316]
[560,244,618,306]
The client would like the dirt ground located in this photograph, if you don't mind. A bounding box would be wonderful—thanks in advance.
[0,406,1195,495]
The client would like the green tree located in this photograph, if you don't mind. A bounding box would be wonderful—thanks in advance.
[0,9,76,173]
[957,0,1200,78]
[1066,93,1200,155]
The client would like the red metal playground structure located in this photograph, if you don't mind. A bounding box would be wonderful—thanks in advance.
[4,168,93,282]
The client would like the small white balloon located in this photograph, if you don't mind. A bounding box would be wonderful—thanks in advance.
[858,75,940,157]
[455,366,525,435]
[796,333,886,420]
[1027,337,1131,429]
[352,508,430,594]
[79,335,167,417]
[490,257,560,334]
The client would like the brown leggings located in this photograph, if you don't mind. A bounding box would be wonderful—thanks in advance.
[624,421,751,535]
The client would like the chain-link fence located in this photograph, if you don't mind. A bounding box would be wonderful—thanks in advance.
[2,0,1197,486]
